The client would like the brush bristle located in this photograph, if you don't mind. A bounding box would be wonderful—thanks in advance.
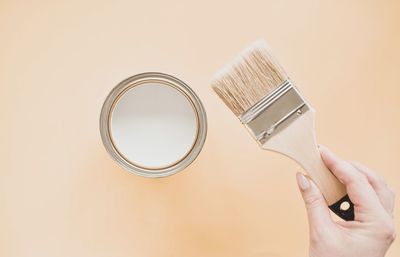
[211,41,288,117]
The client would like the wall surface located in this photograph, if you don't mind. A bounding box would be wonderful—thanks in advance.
[1,1,399,256]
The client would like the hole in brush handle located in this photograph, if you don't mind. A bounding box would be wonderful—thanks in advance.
[328,194,354,221]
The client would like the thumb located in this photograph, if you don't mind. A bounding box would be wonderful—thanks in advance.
[296,172,334,229]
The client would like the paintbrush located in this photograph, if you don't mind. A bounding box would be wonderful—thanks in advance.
[211,41,354,221]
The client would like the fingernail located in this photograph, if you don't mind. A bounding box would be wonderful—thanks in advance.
[296,173,310,190]
[320,145,336,158]
[318,144,328,151]
[318,144,333,157]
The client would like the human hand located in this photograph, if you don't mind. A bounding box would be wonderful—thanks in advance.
[296,145,396,257]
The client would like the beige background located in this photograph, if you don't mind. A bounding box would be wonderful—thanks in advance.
[1,1,399,256]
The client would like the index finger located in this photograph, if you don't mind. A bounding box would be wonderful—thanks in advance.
[319,145,386,221]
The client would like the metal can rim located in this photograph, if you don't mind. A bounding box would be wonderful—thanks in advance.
[99,72,207,178]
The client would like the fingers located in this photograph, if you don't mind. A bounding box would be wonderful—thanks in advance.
[350,161,395,214]
[319,145,385,221]
[296,172,334,231]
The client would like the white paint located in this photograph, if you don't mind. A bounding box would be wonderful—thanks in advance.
[111,83,198,168]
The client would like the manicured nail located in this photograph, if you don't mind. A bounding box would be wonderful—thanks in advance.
[318,144,328,151]
[319,144,336,159]
[296,172,310,190]
[319,144,331,156]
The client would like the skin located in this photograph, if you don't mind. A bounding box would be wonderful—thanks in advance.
[296,145,396,257]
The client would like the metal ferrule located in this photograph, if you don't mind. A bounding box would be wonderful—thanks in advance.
[239,80,310,145]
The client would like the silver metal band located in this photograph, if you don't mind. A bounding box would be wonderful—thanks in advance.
[239,80,309,144]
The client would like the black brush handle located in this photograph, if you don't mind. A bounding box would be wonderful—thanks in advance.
[328,194,354,221]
